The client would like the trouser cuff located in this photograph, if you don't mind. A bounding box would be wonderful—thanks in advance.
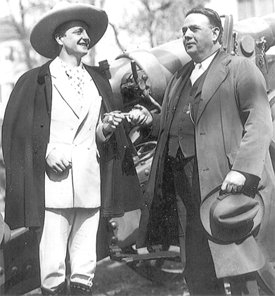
[70,282,93,295]
[41,281,67,295]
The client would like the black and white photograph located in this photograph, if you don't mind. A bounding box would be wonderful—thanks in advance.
[0,0,275,295]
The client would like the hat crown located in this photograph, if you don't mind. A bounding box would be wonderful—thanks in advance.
[51,1,83,12]
[200,190,264,243]
[213,194,260,226]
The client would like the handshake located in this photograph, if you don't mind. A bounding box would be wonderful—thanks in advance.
[102,104,153,136]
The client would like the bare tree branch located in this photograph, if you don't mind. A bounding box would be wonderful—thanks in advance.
[109,22,126,52]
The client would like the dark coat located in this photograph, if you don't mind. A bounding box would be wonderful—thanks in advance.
[138,51,275,278]
[2,61,143,231]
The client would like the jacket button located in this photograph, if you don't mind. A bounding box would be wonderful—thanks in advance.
[11,266,18,277]
[145,169,150,176]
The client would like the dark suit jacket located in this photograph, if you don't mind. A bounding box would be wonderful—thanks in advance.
[2,61,143,231]
[138,51,275,278]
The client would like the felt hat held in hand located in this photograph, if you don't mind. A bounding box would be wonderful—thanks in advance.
[200,187,264,243]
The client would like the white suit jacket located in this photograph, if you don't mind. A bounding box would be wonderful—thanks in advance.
[45,58,102,208]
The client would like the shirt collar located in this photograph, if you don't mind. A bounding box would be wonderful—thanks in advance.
[57,57,84,72]
[194,49,220,71]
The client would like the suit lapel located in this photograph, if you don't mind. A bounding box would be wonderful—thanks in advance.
[196,51,231,123]
[164,62,194,129]
[77,75,97,123]
[50,60,82,118]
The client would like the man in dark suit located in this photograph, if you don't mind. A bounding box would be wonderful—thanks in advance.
[131,7,275,296]
[2,2,142,295]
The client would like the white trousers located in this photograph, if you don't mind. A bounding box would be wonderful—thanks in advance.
[38,208,100,292]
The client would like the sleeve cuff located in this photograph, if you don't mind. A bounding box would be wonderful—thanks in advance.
[96,121,113,142]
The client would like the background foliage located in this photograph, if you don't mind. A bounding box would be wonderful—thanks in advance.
[2,0,209,68]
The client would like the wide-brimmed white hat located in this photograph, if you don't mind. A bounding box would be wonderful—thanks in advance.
[30,1,108,59]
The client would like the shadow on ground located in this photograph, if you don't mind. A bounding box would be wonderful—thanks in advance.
[92,257,186,296]
[25,257,187,296]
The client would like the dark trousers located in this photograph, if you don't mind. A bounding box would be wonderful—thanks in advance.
[171,150,260,296]
[171,151,225,295]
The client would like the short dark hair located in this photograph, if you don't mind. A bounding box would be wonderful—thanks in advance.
[186,7,223,43]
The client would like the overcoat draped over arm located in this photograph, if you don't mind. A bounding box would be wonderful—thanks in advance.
[2,61,143,231]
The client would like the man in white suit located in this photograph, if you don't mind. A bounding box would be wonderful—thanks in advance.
[2,2,142,295]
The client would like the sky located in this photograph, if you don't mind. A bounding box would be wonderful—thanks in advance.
[0,0,9,18]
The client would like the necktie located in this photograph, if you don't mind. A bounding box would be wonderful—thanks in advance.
[60,61,86,115]
[190,63,203,85]
[59,59,85,98]
[65,67,85,98]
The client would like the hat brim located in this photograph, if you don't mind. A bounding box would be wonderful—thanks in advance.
[200,190,264,243]
[30,3,108,59]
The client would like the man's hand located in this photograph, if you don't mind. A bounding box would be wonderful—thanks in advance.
[102,111,125,136]
[46,149,71,173]
[221,170,246,193]
[128,104,153,127]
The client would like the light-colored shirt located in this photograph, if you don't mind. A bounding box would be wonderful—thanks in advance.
[190,50,219,85]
